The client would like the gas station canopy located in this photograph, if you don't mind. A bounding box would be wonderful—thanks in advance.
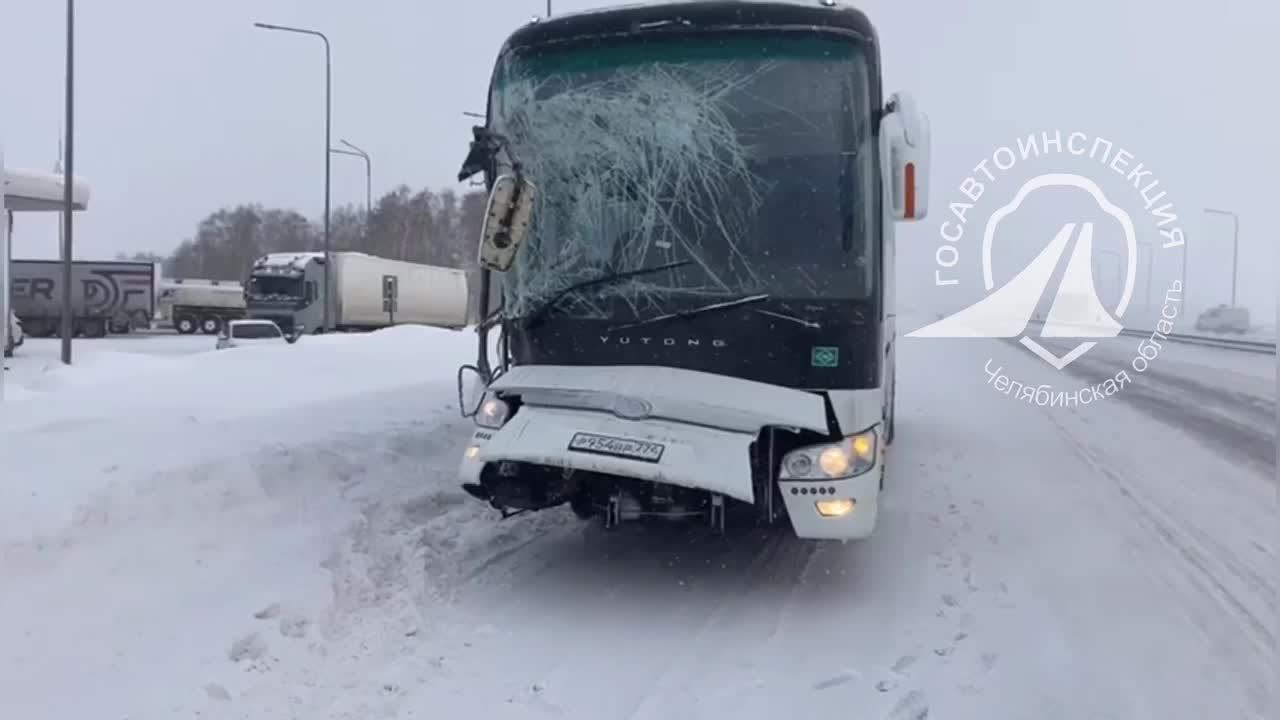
[3,167,89,212]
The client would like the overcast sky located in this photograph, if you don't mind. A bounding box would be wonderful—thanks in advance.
[3,0,1276,320]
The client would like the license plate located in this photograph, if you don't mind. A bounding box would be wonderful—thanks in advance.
[567,432,665,463]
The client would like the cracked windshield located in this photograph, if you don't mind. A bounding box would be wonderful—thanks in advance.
[1,2,1275,720]
[491,34,875,321]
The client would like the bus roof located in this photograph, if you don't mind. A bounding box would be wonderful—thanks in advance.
[500,1,877,56]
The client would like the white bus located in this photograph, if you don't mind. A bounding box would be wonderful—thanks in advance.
[452,1,930,541]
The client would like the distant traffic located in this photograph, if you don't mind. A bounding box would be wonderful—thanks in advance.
[5,250,469,353]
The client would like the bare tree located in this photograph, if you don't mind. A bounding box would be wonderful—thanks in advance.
[157,187,487,284]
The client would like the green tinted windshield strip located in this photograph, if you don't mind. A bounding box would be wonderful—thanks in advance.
[496,33,860,87]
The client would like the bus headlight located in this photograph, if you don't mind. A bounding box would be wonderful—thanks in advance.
[475,396,511,429]
[780,428,878,480]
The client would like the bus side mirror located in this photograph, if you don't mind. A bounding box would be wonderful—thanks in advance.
[477,174,536,272]
[457,364,489,418]
[881,91,930,222]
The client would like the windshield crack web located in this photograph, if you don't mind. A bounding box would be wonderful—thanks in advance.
[495,61,774,319]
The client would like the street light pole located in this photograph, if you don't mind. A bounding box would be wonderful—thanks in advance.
[333,139,371,219]
[547,0,552,17]
[1095,249,1122,303]
[1143,242,1153,320]
[1,148,8,402]
[61,0,75,364]
[253,21,332,332]
[1204,208,1239,307]
[1180,231,1188,317]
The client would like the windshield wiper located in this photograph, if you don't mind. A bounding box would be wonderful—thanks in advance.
[839,81,857,252]
[607,293,771,333]
[754,308,821,330]
[519,260,691,329]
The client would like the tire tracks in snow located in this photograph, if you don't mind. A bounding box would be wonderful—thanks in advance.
[616,529,822,720]
[1030,339,1276,670]
[1044,411,1275,667]
[875,459,1008,715]
[1037,339,1275,478]
[437,520,825,718]
[194,408,529,718]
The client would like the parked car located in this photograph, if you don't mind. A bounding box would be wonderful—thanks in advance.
[4,311,24,358]
[215,319,294,350]
[1194,305,1250,334]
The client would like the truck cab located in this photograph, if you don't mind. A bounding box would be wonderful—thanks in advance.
[453,1,929,541]
[244,253,324,335]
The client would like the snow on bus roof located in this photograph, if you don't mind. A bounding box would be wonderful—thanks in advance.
[503,1,875,58]
[533,0,854,23]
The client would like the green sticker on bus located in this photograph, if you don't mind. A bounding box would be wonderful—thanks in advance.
[811,346,839,368]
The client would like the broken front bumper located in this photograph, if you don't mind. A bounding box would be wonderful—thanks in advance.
[460,404,760,503]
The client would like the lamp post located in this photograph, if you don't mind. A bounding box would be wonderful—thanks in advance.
[1204,208,1240,307]
[1139,241,1154,321]
[253,21,332,331]
[331,139,371,220]
[1,149,8,401]
[1095,249,1123,303]
[546,0,552,17]
[61,0,75,364]
[1180,230,1188,317]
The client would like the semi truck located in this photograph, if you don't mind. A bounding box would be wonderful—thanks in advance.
[159,279,247,334]
[453,1,930,541]
[244,251,469,334]
[11,259,157,338]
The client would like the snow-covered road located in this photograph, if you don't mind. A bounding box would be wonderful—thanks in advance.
[0,319,1273,719]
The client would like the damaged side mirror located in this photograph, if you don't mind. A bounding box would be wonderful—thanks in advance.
[881,91,931,222]
[477,174,536,273]
[457,364,489,418]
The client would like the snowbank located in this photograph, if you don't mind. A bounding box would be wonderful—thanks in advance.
[1,325,478,543]
[1,323,507,720]
[2,315,1270,720]
[5,326,473,417]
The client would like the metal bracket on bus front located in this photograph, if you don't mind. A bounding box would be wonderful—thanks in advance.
[760,428,778,525]
[709,493,726,535]
[605,493,622,530]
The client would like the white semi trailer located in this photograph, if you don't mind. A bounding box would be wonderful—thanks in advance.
[245,251,469,334]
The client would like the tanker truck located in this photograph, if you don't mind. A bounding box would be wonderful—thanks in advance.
[159,279,247,335]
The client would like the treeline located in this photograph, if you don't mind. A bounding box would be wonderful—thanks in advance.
[161,186,487,281]
[117,185,490,319]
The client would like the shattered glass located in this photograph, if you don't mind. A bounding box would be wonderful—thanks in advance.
[489,33,876,321]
